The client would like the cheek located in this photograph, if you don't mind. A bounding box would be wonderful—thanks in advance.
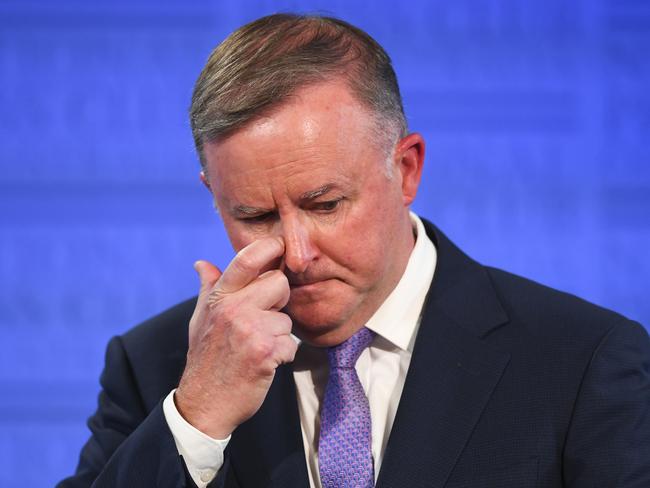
[319,210,391,280]
[222,220,262,252]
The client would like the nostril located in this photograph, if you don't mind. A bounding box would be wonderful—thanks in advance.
[285,254,309,274]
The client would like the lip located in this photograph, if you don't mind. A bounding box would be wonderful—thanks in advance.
[289,279,330,289]
[290,281,320,289]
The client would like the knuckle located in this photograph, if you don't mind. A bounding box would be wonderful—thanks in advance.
[281,312,292,325]
[279,313,293,332]
[251,338,273,359]
[278,337,297,364]
[287,342,298,360]
[233,317,255,340]
[284,335,298,352]
[274,270,290,288]
[234,252,257,274]
[264,269,288,288]
[206,290,226,309]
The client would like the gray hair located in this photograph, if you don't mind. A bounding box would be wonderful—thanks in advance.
[189,13,408,172]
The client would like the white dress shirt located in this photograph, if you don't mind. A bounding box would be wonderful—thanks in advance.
[163,213,437,488]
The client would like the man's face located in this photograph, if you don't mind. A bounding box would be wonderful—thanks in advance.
[202,80,423,346]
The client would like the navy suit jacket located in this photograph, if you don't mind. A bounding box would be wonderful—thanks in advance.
[58,221,650,487]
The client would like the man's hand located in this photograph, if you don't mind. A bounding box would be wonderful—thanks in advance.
[175,237,297,439]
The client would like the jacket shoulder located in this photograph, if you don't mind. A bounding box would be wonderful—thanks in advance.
[484,266,634,338]
[117,296,198,408]
[121,296,197,349]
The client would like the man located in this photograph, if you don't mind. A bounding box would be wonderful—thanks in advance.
[59,13,650,488]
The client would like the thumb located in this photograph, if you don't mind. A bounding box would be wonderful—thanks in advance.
[193,260,222,294]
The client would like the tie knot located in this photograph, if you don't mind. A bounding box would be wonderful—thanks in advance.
[328,327,375,369]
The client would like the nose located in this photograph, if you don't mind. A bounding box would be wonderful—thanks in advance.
[280,214,318,274]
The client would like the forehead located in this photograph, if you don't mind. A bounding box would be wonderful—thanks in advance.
[202,80,382,198]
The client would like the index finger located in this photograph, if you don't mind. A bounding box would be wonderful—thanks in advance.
[217,237,285,293]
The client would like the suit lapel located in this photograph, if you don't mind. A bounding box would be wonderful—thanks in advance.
[228,363,309,488]
[376,222,511,488]
[227,221,511,488]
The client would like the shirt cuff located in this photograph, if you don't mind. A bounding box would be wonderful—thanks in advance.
[162,389,231,487]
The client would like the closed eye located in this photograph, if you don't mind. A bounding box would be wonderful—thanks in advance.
[312,198,342,212]
[240,212,276,223]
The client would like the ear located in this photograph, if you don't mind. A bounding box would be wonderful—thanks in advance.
[199,170,212,191]
[394,133,425,206]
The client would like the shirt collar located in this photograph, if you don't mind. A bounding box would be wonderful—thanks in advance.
[292,212,437,357]
[364,212,437,352]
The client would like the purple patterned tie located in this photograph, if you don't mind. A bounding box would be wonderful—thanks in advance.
[318,327,375,488]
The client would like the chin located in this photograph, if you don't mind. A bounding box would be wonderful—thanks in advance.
[287,302,343,331]
[285,300,360,346]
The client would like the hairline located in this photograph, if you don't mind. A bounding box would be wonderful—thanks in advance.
[198,77,404,179]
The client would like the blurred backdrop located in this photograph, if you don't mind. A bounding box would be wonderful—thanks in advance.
[1,0,649,486]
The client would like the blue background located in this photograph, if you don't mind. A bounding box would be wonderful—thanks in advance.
[1,1,648,486]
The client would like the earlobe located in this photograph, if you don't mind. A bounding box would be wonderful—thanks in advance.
[199,170,212,191]
[396,133,425,206]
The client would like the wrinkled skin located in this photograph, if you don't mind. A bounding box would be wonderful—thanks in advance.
[176,79,425,438]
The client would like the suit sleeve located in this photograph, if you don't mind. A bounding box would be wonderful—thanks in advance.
[563,319,650,487]
[56,335,197,488]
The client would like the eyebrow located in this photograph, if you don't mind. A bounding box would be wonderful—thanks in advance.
[231,183,340,217]
[232,204,271,216]
[299,184,336,201]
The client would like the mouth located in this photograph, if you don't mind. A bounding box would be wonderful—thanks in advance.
[289,278,332,289]
[290,281,319,288]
